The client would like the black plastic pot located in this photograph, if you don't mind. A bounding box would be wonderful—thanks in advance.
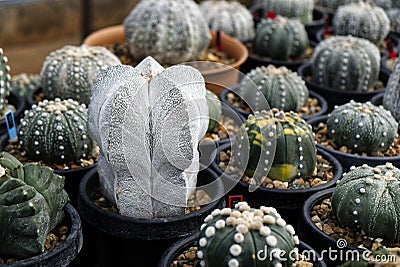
[77,166,226,267]
[219,84,329,122]
[210,142,343,229]
[370,92,384,106]
[0,91,26,136]
[158,231,328,267]
[298,188,364,266]
[307,115,400,172]
[297,62,390,113]
[1,203,83,267]
[26,86,41,108]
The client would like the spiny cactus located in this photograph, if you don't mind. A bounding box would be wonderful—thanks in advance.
[314,0,360,14]
[233,108,317,182]
[327,101,398,154]
[332,162,400,243]
[253,16,309,61]
[252,0,314,24]
[383,59,400,122]
[333,2,390,45]
[18,98,96,165]
[206,89,222,134]
[0,48,11,114]
[312,35,381,92]
[40,44,121,105]
[0,151,68,259]
[237,65,309,113]
[10,73,41,98]
[199,0,255,41]
[197,201,300,267]
[386,8,400,34]
[88,56,209,219]
[123,0,211,66]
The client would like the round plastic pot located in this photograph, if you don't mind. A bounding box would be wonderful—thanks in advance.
[370,92,384,106]
[0,91,26,136]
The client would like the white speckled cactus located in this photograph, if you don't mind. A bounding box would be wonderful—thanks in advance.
[312,35,381,91]
[199,0,255,41]
[0,48,11,114]
[40,44,121,105]
[314,0,360,14]
[386,8,400,34]
[333,2,390,45]
[88,56,209,219]
[252,0,313,24]
[383,59,400,121]
[197,201,300,267]
[123,0,211,66]
[10,73,41,98]
[332,163,400,243]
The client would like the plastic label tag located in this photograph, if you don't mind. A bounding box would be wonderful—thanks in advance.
[5,110,17,140]
[228,195,243,208]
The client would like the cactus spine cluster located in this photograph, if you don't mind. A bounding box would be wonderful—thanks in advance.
[312,35,381,92]
[18,98,96,165]
[199,0,255,41]
[333,2,390,45]
[40,44,121,105]
[327,101,398,154]
[238,65,309,113]
[206,89,222,133]
[197,201,300,267]
[10,73,41,98]
[233,108,317,182]
[0,151,68,259]
[0,48,11,114]
[383,59,400,122]
[332,162,400,243]
[123,0,211,65]
[253,16,309,61]
[253,0,314,24]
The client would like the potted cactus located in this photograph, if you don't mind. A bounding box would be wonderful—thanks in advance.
[307,100,400,172]
[10,73,41,104]
[382,57,400,122]
[0,151,82,266]
[298,163,400,266]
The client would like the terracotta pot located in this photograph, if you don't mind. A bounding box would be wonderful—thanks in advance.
[0,91,26,136]
[82,25,248,87]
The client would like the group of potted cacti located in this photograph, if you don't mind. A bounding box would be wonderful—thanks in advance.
[1,0,400,266]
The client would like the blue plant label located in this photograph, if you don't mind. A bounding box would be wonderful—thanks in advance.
[5,110,17,140]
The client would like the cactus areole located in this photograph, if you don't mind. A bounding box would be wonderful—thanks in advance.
[0,48,11,114]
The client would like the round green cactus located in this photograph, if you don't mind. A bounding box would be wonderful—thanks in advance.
[0,48,11,114]
[383,59,400,122]
[197,201,300,267]
[311,35,381,92]
[123,0,211,65]
[327,101,398,154]
[233,108,317,182]
[206,89,222,134]
[333,2,390,45]
[0,151,68,259]
[253,0,313,24]
[253,16,310,61]
[10,73,41,98]
[40,44,121,105]
[18,98,96,165]
[238,65,309,113]
[199,0,255,41]
[332,162,400,243]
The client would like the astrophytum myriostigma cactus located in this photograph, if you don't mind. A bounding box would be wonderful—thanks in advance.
[206,89,222,134]
[333,2,390,45]
[383,59,400,122]
[18,98,96,164]
[0,48,11,114]
[197,201,300,267]
[253,0,313,24]
[237,65,309,113]
[332,162,400,243]
[10,73,41,99]
[40,44,121,105]
[123,0,211,66]
[327,101,398,154]
[0,151,68,259]
[253,16,309,61]
[199,0,255,41]
[233,109,317,182]
[312,35,381,92]
[88,56,209,219]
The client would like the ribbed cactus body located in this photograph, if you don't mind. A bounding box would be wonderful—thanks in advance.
[383,59,400,121]
[333,2,390,45]
[18,98,96,165]
[314,0,359,14]
[332,163,400,243]
[0,152,68,259]
[233,109,316,182]
[199,0,255,41]
[10,73,41,98]
[253,0,313,24]
[238,65,309,113]
[253,16,309,61]
[197,201,299,267]
[0,48,11,113]
[327,101,398,154]
[206,89,222,133]
[123,0,211,65]
[312,35,381,92]
[40,45,121,105]
[386,8,400,34]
